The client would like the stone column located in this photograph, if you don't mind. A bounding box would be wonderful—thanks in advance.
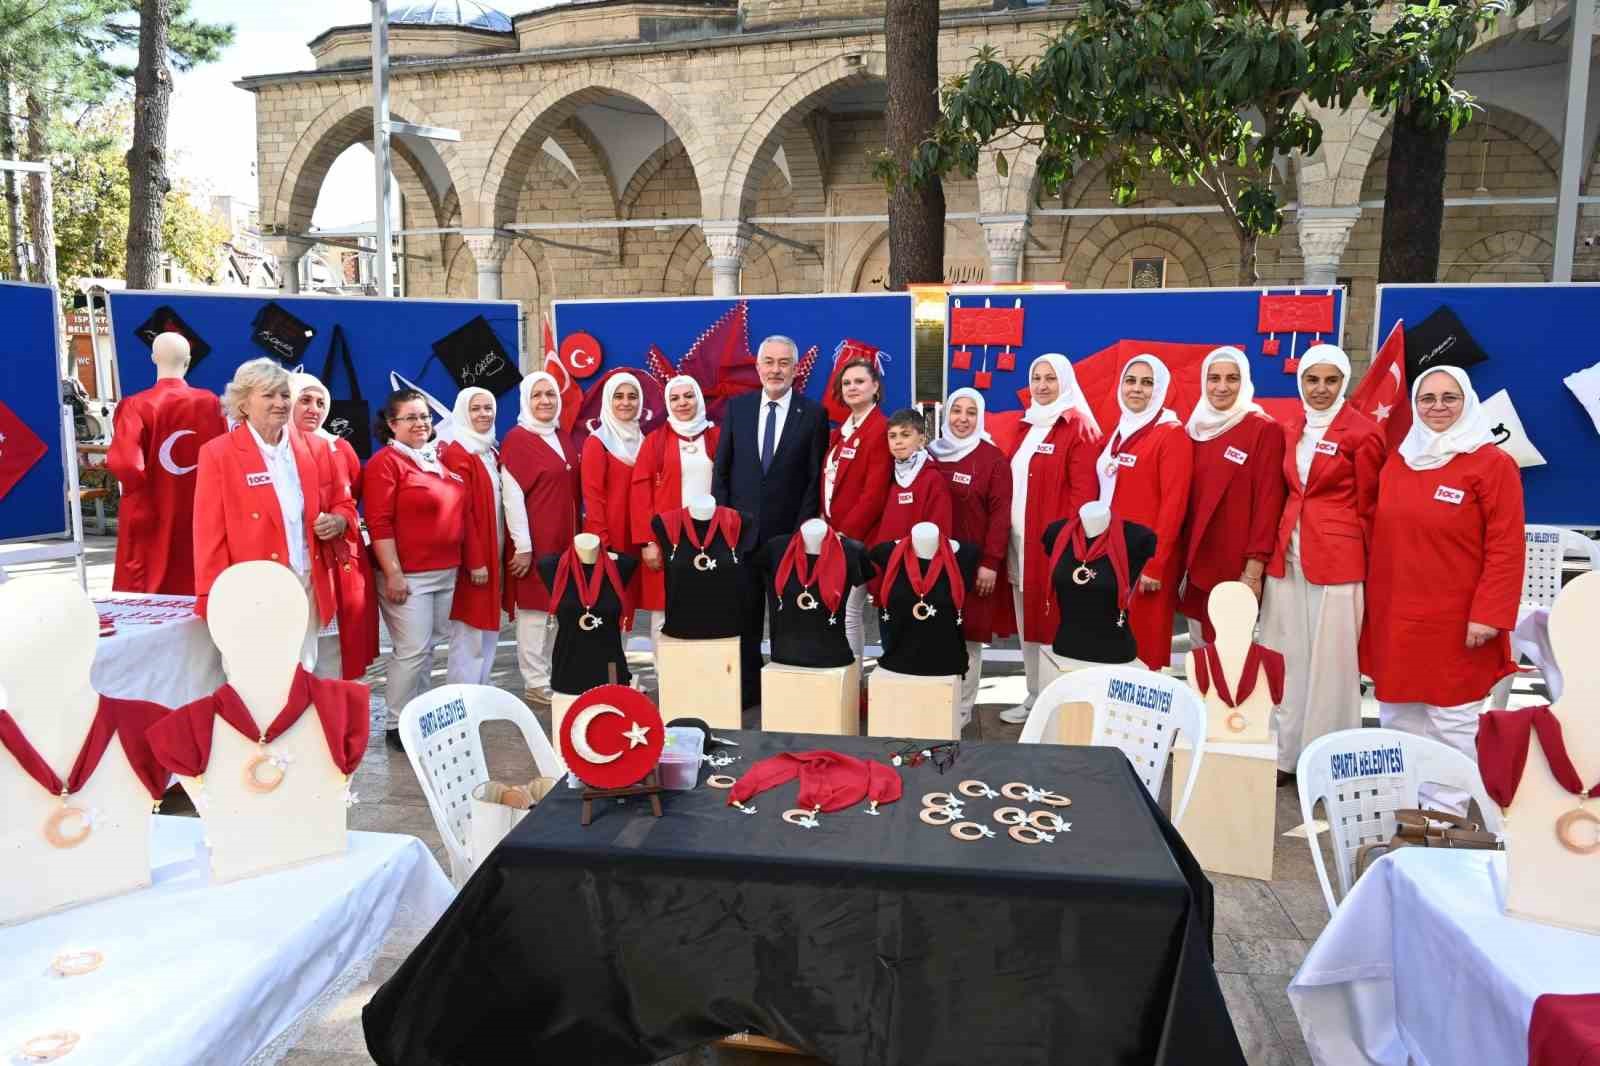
[1297,208,1361,286]
[702,221,752,297]
[263,236,314,295]
[464,233,514,301]
[983,215,1029,283]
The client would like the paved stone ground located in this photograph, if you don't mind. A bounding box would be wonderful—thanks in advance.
[7,536,1540,1066]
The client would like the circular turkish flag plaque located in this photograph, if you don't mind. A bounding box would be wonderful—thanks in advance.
[559,684,665,789]
[559,331,603,379]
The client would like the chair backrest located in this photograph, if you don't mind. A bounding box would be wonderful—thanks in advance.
[1022,665,1208,826]
[398,683,565,887]
[1296,727,1504,916]
[1522,526,1600,609]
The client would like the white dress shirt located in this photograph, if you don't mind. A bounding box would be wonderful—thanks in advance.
[679,437,714,503]
[757,388,793,464]
[248,421,309,576]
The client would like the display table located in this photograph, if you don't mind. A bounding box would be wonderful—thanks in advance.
[1,815,453,1066]
[1289,848,1600,1066]
[91,595,225,707]
[364,731,1244,1066]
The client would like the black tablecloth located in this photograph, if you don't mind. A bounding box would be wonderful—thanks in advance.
[364,731,1244,1066]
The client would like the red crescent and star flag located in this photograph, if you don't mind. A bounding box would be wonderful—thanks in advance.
[558,684,665,790]
[1348,320,1412,452]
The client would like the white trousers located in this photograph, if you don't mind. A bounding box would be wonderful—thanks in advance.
[1261,559,1364,773]
[377,568,456,728]
[842,585,869,661]
[446,621,498,686]
[958,641,983,728]
[516,610,554,692]
[1378,698,1488,818]
[1012,583,1043,709]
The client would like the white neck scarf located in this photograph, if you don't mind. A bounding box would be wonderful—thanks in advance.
[1186,347,1263,442]
[1096,354,1178,503]
[517,371,565,459]
[287,372,338,445]
[595,372,644,466]
[1398,365,1492,471]
[928,387,991,463]
[1298,344,1352,430]
[391,438,444,476]
[894,448,930,488]
[665,375,711,438]
[1022,353,1100,434]
[450,386,498,456]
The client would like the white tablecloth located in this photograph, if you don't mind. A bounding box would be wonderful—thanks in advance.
[91,596,225,708]
[1288,848,1600,1066]
[1,816,454,1066]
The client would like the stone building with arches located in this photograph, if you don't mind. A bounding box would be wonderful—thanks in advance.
[242,0,1600,369]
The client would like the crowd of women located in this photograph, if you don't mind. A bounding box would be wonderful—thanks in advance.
[188,341,1525,791]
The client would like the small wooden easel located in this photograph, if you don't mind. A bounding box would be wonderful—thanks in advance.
[578,665,665,826]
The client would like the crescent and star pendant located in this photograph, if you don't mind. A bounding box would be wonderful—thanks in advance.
[43,804,92,848]
[570,705,651,765]
[693,553,715,572]
[1556,807,1600,855]
[795,590,819,611]
[578,612,603,631]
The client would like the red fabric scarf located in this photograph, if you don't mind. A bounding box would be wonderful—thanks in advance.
[728,750,903,812]
[1191,643,1286,708]
[878,538,966,612]
[0,697,171,803]
[1530,994,1600,1066]
[146,666,369,778]
[1477,706,1600,810]
[549,543,633,632]
[659,506,742,561]
[773,527,847,615]
[1044,516,1131,617]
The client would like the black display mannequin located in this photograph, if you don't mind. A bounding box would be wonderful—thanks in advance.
[756,533,872,669]
[651,509,758,640]
[868,539,979,678]
[536,551,640,694]
[1041,517,1156,664]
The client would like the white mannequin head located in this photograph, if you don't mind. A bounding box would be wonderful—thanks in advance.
[688,493,716,521]
[152,333,191,380]
[1206,581,1260,656]
[800,518,827,553]
[911,521,940,560]
[1078,500,1111,538]
[573,532,601,564]
[207,562,309,694]
[0,577,98,713]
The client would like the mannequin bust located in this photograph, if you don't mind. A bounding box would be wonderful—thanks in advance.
[574,532,600,565]
[688,494,716,522]
[911,521,940,560]
[1079,500,1110,539]
[800,518,827,554]
[1183,581,1280,742]
[152,332,191,381]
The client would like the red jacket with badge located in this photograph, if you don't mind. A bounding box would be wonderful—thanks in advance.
[191,424,359,622]
[441,441,503,632]
[873,460,954,545]
[823,407,892,543]
[937,439,1013,642]
[1267,404,1385,586]
[1104,420,1194,669]
[362,446,467,574]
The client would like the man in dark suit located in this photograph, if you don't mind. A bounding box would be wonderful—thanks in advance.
[713,334,829,706]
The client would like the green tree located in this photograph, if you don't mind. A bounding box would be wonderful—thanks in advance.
[882,0,944,290]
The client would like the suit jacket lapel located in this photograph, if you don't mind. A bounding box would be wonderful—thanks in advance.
[770,393,807,465]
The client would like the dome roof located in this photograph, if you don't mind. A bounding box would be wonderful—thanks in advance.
[389,1,512,31]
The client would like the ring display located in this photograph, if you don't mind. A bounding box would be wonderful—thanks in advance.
[706,774,736,789]
[992,806,1027,826]
[50,950,104,977]
[1009,825,1047,845]
[922,792,962,809]
[1001,781,1034,801]
[957,779,997,798]
[949,821,990,841]
[1036,791,1072,808]
[1028,810,1067,833]
[919,807,957,826]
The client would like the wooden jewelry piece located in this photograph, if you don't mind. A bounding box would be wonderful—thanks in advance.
[1556,806,1600,855]
[992,807,1027,826]
[50,950,104,977]
[242,745,286,794]
[1035,791,1072,808]
[706,774,737,789]
[42,802,93,849]
[950,821,994,841]
[782,808,822,829]
[1009,824,1052,845]
[19,1032,80,1062]
[920,806,957,826]
[958,779,998,799]
[1028,810,1068,833]
[1001,781,1035,801]
[922,792,962,809]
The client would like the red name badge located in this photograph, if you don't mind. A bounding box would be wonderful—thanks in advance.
[840,447,857,460]
[1035,443,1055,456]
[1224,446,1248,465]
[951,472,972,485]
[898,492,914,505]
[1314,440,1338,456]
[246,472,273,487]
[1434,486,1465,505]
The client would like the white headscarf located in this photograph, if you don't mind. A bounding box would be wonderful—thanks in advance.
[517,371,565,460]
[929,387,991,463]
[1096,354,1179,503]
[287,372,337,443]
[594,372,644,465]
[1022,353,1100,434]
[1186,346,1263,442]
[390,439,444,476]
[1298,344,1352,430]
[1398,365,1492,471]
[664,374,710,438]
[450,386,497,456]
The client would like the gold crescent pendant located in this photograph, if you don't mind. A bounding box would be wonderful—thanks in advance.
[43,804,92,849]
[692,552,715,572]
[244,752,286,794]
[578,611,603,631]
[1556,807,1600,854]
[912,600,936,621]
[1071,564,1095,586]
[1225,711,1248,734]
[796,590,819,611]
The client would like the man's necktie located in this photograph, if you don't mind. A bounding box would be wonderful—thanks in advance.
[761,400,778,473]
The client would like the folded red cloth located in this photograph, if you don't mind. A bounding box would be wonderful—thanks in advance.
[1531,993,1600,1066]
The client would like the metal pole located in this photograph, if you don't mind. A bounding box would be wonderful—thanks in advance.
[1553,0,1594,282]
[371,0,393,297]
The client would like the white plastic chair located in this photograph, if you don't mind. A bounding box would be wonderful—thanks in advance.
[1296,727,1504,916]
[1020,666,1208,827]
[398,683,566,888]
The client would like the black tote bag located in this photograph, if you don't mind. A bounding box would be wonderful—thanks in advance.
[430,314,521,397]
[134,305,213,371]
[252,300,317,364]
[318,325,374,460]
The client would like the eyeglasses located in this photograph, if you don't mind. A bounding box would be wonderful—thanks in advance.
[390,414,431,425]
[885,740,960,774]
[1416,394,1463,409]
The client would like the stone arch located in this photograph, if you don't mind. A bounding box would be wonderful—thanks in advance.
[719,51,887,220]
[661,227,781,296]
[1297,103,1391,209]
[976,136,1042,216]
[479,70,709,229]
[1358,101,1561,202]
[1442,230,1553,282]
[620,137,686,212]
[1066,219,1218,289]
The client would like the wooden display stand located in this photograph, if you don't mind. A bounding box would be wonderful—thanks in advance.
[178,563,351,883]
[0,579,157,925]
[1172,739,1277,880]
[1502,571,1600,932]
[655,634,741,730]
[1040,649,1138,746]
[866,667,959,740]
[760,662,860,735]
[1183,583,1275,744]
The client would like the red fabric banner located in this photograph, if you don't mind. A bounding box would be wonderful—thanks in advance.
[950,306,1025,347]
[1257,294,1335,334]
[0,399,46,502]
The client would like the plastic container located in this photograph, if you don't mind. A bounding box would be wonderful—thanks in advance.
[658,726,706,791]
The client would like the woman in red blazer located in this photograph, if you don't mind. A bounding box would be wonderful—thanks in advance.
[288,372,377,682]
[581,371,646,619]
[1363,366,1524,815]
[503,371,582,707]
[1260,345,1385,779]
[1095,354,1194,672]
[193,359,359,674]
[930,387,1011,728]
[999,353,1102,724]
[821,356,891,659]
[440,386,504,686]
[632,375,719,644]
[1178,347,1287,640]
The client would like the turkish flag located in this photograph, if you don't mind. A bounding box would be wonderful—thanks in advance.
[0,399,47,502]
[1073,339,1221,433]
[542,312,583,433]
[1350,320,1411,451]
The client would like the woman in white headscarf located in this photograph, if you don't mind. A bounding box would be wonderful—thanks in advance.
[1260,344,1385,782]
[1094,354,1193,672]
[932,387,1012,728]
[580,370,646,616]
[631,374,722,644]
[501,371,582,707]
[440,386,504,685]
[1178,347,1287,641]
[998,353,1103,724]
[1361,365,1524,815]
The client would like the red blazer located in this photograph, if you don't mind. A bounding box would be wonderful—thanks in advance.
[313,434,377,681]
[937,439,1012,642]
[990,410,1101,643]
[581,436,645,610]
[191,424,357,622]
[1268,404,1385,586]
[1179,413,1287,631]
[362,447,467,574]
[1106,420,1194,669]
[823,407,892,542]
[874,461,953,545]
[1360,446,1524,705]
[331,437,363,500]
[630,424,722,612]
[502,426,581,614]
[441,441,503,632]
